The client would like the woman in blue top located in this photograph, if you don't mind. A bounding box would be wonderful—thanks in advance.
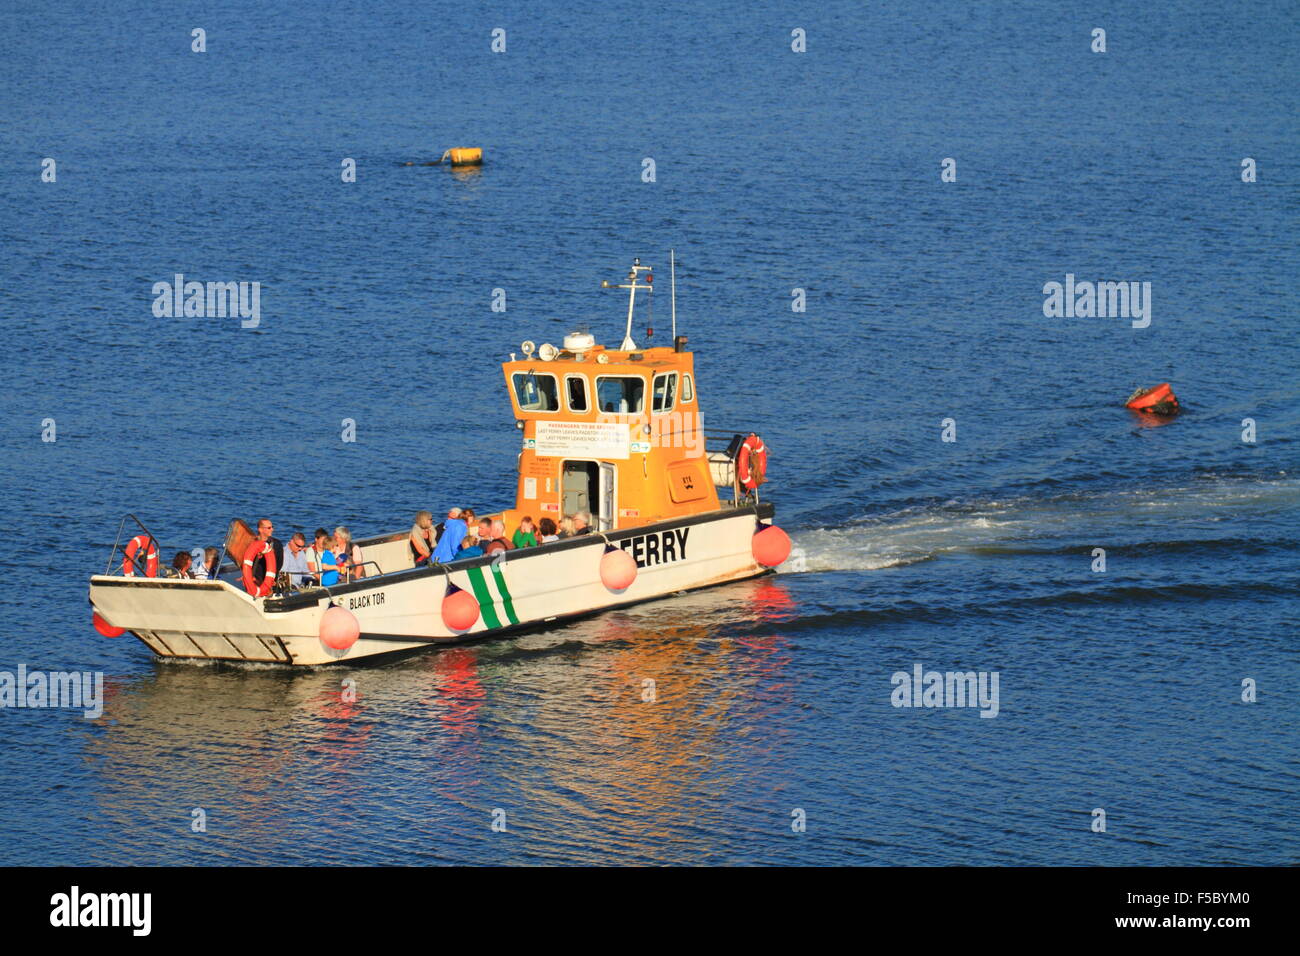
[432,513,468,563]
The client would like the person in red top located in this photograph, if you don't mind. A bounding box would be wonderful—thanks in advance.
[251,517,282,587]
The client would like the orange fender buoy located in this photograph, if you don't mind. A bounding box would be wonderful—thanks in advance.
[600,546,638,591]
[122,533,159,577]
[92,611,126,638]
[442,585,479,632]
[1125,383,1179,414]
[753,524,791,567]
[241,540,277,597]
[320,605,360,651]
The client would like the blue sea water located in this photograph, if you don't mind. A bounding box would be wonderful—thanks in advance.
[0,0,1296,865]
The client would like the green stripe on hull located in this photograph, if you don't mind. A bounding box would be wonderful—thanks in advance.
[490,564,520,625]
[465,566,502,629]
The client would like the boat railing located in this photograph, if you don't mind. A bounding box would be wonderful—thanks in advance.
[702,430,750,506]
[104,513,164,576]
[343,560,384,583]
[270,558,386,596]
[702,430,741,451]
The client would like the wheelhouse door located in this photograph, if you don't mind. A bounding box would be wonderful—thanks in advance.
[561,461,595,518]
[599,462,616,531]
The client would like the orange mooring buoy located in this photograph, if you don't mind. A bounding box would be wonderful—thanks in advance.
[442,147,483,166]
[1125,382,1180,415]
[401,148,485,168]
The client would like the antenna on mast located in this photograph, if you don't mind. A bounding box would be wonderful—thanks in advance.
[670,249,677,341]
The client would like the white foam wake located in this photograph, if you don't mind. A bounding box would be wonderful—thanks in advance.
[780,476,1298,574]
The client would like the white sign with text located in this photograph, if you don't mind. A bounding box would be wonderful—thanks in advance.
[534,421,629,459]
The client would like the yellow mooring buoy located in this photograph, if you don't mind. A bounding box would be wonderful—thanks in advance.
[442,147,483,166]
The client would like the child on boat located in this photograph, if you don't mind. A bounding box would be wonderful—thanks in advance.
[457,535,484,560]
[512,516,538,548]
[319,535,344,587]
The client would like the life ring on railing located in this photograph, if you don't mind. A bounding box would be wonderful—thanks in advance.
[736,433,768,491]
[241,540,277,597]
[122,533,159,577]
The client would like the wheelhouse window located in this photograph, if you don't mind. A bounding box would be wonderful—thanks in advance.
[512,372,560,412]
[682,374,694,403]
[652,372,679,413]
[565,374,589,413]
[595,375,645,414]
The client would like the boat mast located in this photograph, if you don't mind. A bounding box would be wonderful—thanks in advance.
[603,257,654,350]
[670,249,676,341]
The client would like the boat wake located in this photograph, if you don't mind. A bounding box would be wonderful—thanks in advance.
[782,474,1298,574]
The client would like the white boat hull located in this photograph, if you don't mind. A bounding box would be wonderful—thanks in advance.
[89,505,775,666]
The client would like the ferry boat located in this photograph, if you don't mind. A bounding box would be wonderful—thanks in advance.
[87,256,792,666]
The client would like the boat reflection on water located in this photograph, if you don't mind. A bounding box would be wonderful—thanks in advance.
[79,663,366,859]
[423,648,487,736]
[80,576,798,863]
[405,575,801,861]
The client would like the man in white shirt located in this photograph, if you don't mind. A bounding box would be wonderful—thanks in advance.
[283,531,313,587]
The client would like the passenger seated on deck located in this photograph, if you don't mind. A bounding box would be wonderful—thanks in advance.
[512,516,538,549]
[410,510,436,565]
[457,535,484,560]
[556,516,576,540]
[318,535,343,587]
[572,511,593,535]
[283,532,313,587]
[484,519,513,555]
[431,508,468,563]
[474,519,493,548]
[193,546,220,581]
[169,552,194,579]
[306,528,328,581]
[434,506,461,545]
[335,526,364,581]
[538,517,559,543]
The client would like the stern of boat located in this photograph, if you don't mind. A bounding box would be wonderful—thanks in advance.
[88,576,317,664]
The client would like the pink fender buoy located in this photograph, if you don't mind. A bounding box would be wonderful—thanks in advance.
[320,605,360,651]
[92,611,126,638]
[752,524,791,568]
[600,546,638,591]
[442,585,479,632]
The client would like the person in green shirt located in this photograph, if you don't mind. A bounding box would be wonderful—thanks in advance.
[512,516,538,549]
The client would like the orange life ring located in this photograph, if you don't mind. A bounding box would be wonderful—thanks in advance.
[122,533,159,577]
[736,433,768,491]
[242,540,277,597]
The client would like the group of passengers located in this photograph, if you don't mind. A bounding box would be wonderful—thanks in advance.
[409,507,591,565]
[290,525,365,587]
[164,518,365,589]
[166,546,220,581]
[161,507,594,589]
